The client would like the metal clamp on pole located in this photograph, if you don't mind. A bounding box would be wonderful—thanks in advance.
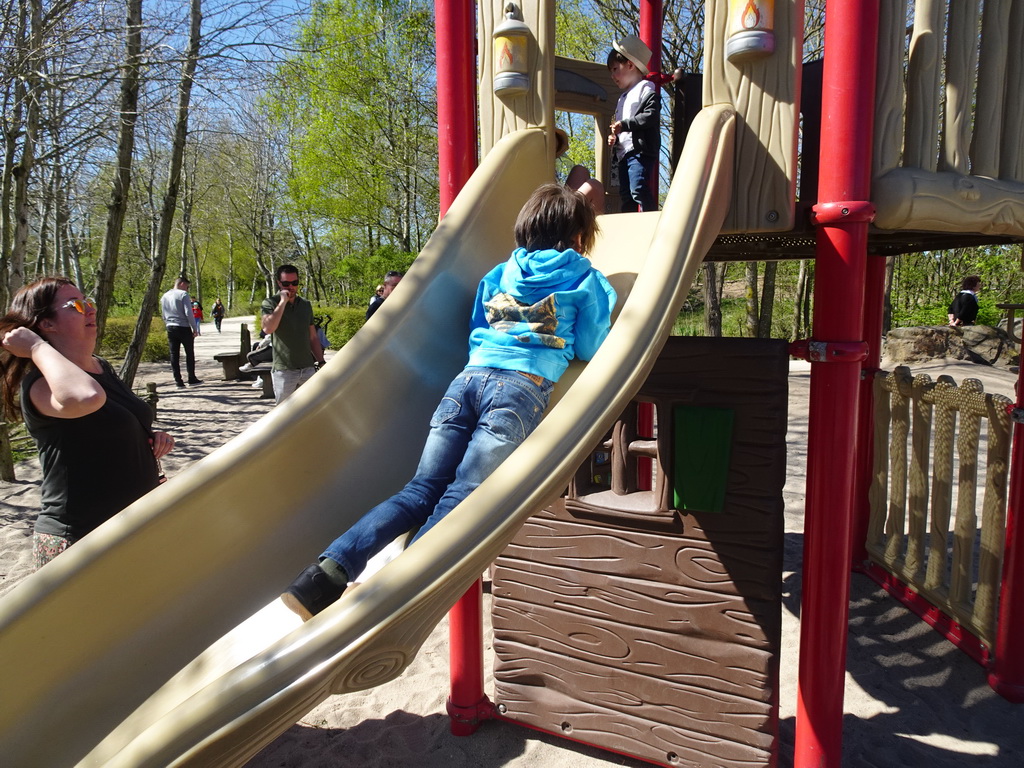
[1006,404,1024,424]
[810,200,876,226]
[789,338,869,363]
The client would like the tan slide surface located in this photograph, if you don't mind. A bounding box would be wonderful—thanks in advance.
[0,105,735,767]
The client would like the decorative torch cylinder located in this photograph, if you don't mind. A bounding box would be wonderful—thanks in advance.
[492,3,531,97]
[726,0,776,62]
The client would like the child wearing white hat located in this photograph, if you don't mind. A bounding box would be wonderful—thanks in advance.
[607,34,660,212]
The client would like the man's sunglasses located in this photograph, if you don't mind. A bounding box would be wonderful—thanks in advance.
[60,297,96,314]
[279,280,300,287]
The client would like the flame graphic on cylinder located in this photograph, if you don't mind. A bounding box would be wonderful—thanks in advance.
[742,0,761,28]
[498,41,514,69]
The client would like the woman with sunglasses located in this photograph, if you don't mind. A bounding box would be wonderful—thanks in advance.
[0,277,175,567]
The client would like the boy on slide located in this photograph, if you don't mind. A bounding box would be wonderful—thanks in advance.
[282,183,617,619]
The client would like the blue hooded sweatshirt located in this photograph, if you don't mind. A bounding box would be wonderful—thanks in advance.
[466,247,617,383]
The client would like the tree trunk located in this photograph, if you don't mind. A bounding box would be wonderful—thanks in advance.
[882,255,894,334]
[9,0,44,296]
[0,116,19,308]
[703,261,722,337]
[35,167,52,273]
[227,231,235,308]
[120,0,202,387]
[94,0,143,343]
[792,259,807,339]
[744,262,759,337]
[803,264,813,333]
[758,261,778,338]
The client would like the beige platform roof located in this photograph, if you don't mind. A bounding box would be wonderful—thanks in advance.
[0,106,735,767]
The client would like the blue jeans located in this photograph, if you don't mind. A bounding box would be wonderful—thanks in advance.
[321,367,553,579]
[618,152,658,212]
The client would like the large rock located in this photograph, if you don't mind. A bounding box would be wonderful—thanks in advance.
[884,325,1020,367]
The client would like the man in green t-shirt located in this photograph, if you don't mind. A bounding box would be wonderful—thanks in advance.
[260,265,326,405]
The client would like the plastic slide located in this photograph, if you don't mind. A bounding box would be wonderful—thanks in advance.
[0,105,736,767]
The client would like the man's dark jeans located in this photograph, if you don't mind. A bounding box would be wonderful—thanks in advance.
[166,325,197,384]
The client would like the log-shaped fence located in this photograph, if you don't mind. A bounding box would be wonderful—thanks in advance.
[868,366,1012,652]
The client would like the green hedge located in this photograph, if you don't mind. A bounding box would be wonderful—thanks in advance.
[244,306,367,351]
[312,306,367,349]
[98,317,170,362]
[893,296,1002,329]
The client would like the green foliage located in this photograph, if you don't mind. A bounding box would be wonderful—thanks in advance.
[555,2,606,61]
[312,306,368,349]
[889,245,1024,329]
[98,317,170,362]
[268,0,439,258]
[892,296,1002,328]
[331,246,415,310]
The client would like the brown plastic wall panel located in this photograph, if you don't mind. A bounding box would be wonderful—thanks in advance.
[492,336,789,768]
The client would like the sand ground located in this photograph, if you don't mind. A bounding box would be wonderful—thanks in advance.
[1,321,1022,766]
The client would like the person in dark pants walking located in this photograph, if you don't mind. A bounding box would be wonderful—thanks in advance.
[211,298,225,332]
[160,276,202,388]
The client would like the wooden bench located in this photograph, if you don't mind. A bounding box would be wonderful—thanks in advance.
[213,323,251,380]
[247,368,274,399]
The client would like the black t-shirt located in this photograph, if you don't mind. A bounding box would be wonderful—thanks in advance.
[22,358,160,539]
[948,291,979,325]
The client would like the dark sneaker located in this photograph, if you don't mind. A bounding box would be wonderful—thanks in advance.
[281,564,345,621]
[175,381,186,388]
[187,378,203,385]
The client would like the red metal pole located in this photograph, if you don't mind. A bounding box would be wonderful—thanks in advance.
[435,0,477,218]
[988,366,1024,702]
[639,0,663,73]
[436,0,487,736]
[639,0,663,211]
[634,0,662,486]
[852,254,887,568]
[795,0,879,765]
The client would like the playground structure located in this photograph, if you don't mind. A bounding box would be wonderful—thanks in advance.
[0,1,1023,768]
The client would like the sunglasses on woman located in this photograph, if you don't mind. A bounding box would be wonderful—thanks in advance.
[60,297,96,314]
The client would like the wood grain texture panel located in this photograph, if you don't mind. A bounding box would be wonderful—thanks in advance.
[971,0,1012,178]
[874,0,909,176]
[478,0,556,160]
[905,0,944,171]
[941,0,981,174]
[494,653,774,765]
[493,338,787,768]
[1001,0,1024,180]
[495,522,779,644]
[703,0,799,234]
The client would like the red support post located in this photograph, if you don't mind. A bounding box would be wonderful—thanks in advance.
[988,366,1024,702]
[795,0,879,765]
[436,0,489,736]
[448,578,495,733]
[639,0,663,209]
[435,0,477,218]
[852,254,887,568]
[639,0,663,73]
[634,0,663,484]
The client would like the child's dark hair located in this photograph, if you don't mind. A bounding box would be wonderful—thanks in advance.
[514,183,599,254]
[961,275,981,291]
[606,49,630,70]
